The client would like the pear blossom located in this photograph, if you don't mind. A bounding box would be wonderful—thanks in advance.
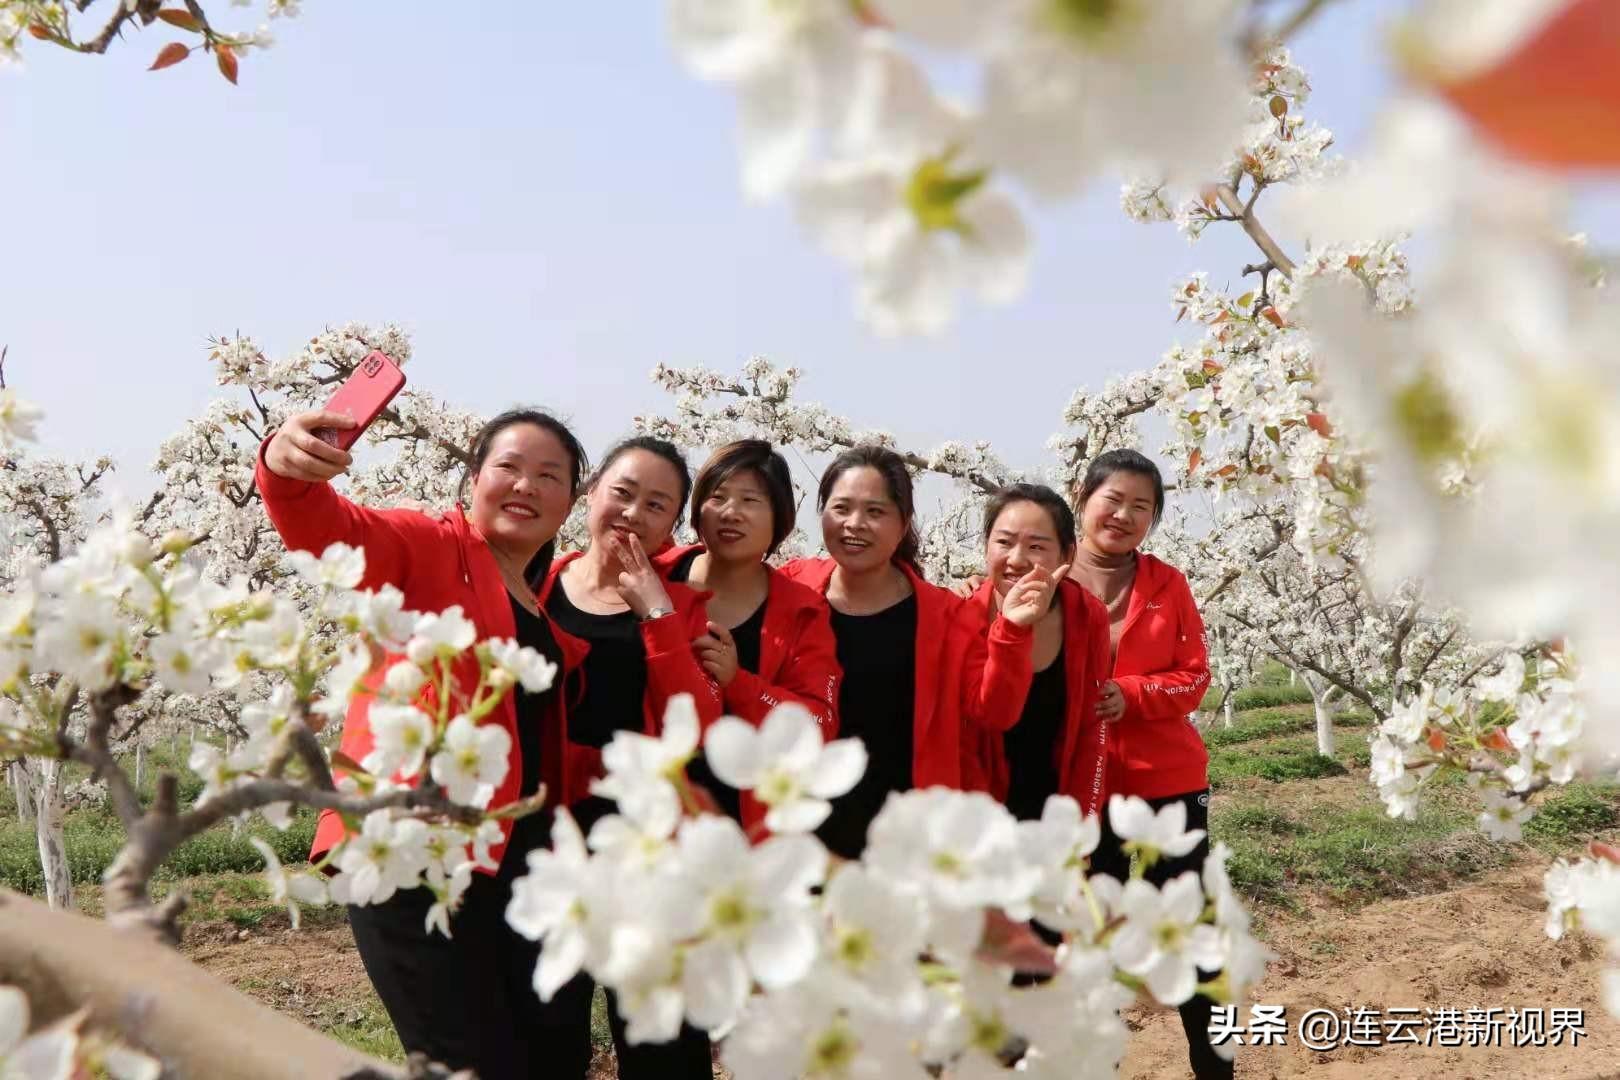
[703,703,865,832]
[329,812,432,907]
[1107,794,1205,865]
[676,815,826,1028]
[248,837,328,930]
[429,714,511,807]
[148,629,224,696]
[406,605,477,665]
[0,985,76,1080]
[507,809,609,1000]
[903,0,1251,194]
[0,390,45,446]
[485,637,558,694]
[793,43,1030,336]
[864,788,1040,917]
[666,0,862,199]
[1477,789,1533,842]
[316,639,374,717]
[362,702,435,779]
[283,542,365,589]
[346,583,415,647]
[1015,795,1101,929]
[1109,873,1225,1005]
[819,863,928,1009]
[721,978,925,1080]
[592,694,702,829]
[382,658,427,698]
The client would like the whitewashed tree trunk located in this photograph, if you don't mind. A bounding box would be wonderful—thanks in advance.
[10,760,37,826]
[1289,669,1297,687]
[134,744,145,791]
[1223,695,1235,729]
[34,759,72,910]
[1303,675,1339,757]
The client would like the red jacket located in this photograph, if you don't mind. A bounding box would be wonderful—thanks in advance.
[652,545,841,737]
[254,444,588,872]
[963,578,1113,818]
[654,544,842,831]
[1105,553,1212,800]
[538,549,723,806]
[779,557,1028,792]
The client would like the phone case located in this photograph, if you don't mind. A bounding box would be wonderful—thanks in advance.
[316,351,407,450]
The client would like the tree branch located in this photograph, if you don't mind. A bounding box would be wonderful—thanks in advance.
[1214,183,1297,279]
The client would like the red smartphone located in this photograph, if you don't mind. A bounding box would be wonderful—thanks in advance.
[315,350,406,450]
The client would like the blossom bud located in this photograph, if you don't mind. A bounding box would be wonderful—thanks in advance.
[160,530,196,556]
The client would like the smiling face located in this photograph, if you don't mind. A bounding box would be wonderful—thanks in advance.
[820,466,906,574]
[467,422,575,556]
[985,499,1072,600]
[698,468,774,565]
[586,447,683,552]
[1079,469,1157,555]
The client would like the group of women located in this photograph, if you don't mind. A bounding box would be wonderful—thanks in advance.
[257,401,1222,1080]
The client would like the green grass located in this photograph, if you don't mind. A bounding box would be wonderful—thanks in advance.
[1208,714,1620,910]
[1212,795,1514,907]
[1,806,316,896]
[1202,705,1373,749]
[1207,731,1378,787]
[1230,683,1317,711]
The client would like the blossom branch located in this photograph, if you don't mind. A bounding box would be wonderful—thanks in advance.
[1214,182,1296,278]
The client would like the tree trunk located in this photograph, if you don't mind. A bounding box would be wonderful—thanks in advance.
[135,744,145,792]
[0,889,394,1080]
[35,759,73,910]
[1289,668,1297,687]
[1306,679,1339,757]
[10,761,36,826]
[1223,695,1234,729]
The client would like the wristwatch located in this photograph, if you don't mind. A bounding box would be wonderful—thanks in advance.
[642,605,674,622]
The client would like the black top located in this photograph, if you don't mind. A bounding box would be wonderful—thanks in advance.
[503,596,565,874]
[544,582,646,750]
[816,595,918,859]
[1004,645,1066,822]
[668,548,766,822]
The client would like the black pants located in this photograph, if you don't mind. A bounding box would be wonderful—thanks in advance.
[347,813,711,1080]
[1090,787,1232,1080]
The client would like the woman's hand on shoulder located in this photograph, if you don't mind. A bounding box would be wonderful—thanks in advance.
[950,574,985,600]
[265,410,356,483]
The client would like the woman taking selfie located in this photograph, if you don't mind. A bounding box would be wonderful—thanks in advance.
[959,483,1113,822]
[652,438,841,824]
[780,445,1039,859]
[1072,449,1223,1080]
[257,405,592,1080]
[536,433,719,1079]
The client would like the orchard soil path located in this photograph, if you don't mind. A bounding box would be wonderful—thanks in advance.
[179,862,1620,1079]
[1121,862,1620,1079]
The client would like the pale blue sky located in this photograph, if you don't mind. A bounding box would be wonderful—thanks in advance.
[2,2,1612,503]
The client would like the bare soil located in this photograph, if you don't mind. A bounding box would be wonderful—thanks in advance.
[176,860,1620,1079]
[1121,863,1620,1079]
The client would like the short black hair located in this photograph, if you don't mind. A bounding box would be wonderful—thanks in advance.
[692,439,796,556]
